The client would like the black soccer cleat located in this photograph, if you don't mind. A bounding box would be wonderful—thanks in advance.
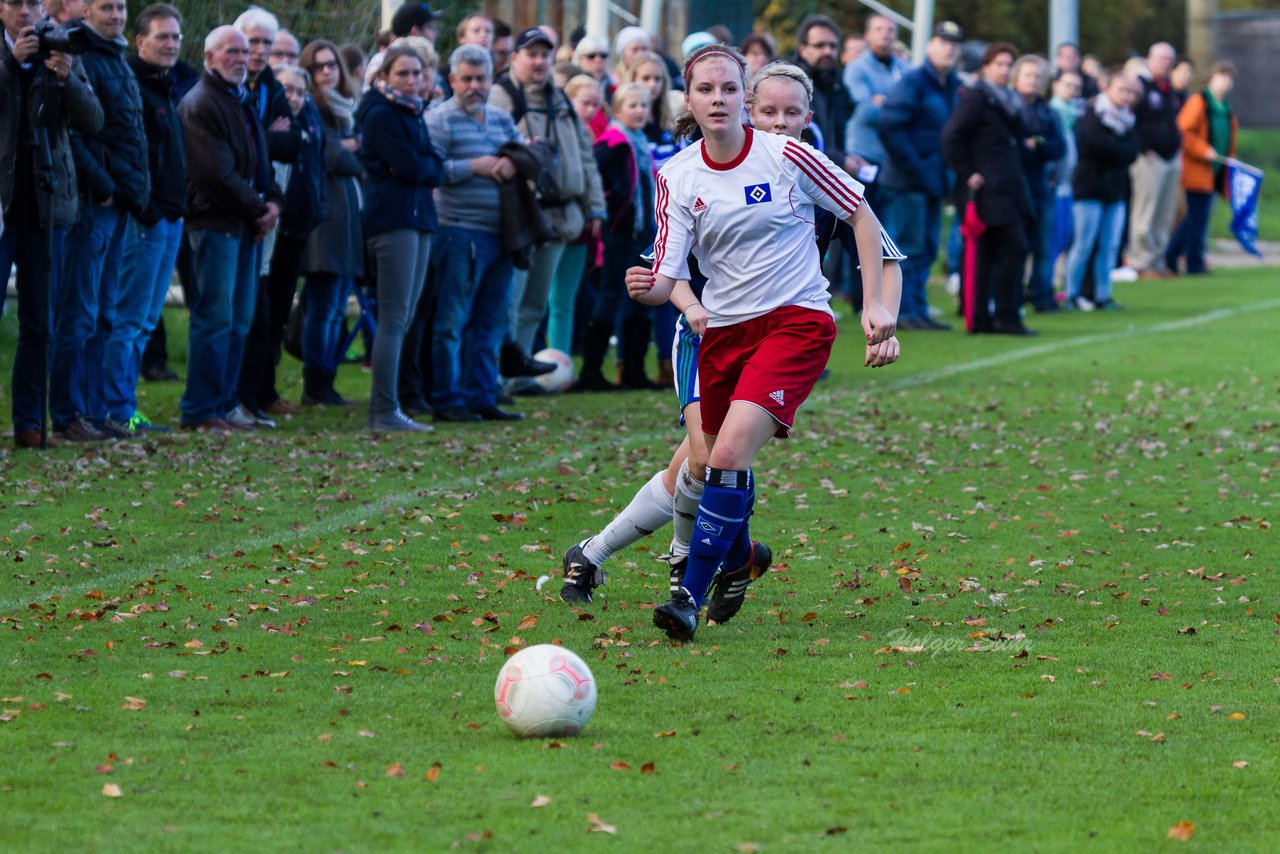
[658,553,688,596]
[653,588,699,641]
[705,541,772,625]
[560,541,603,604]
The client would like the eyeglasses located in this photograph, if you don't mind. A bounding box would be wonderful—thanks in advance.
[805,41,839,50]
[282,85,308,97]
[271,49,299,60]
[312,60,340,72]
[247,37,272,47]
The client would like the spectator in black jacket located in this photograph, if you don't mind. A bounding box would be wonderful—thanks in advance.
[177,25,282,432]
[1064,71,1140,311]
[234,5,280,124]
[1127,42,1182,278]
[107,3,185,436]
[942,42,1036,336]
[791,14,855,170]
[51,0,151,441]
[1,0,103,449]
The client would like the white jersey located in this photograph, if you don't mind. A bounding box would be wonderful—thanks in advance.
[653,127,865,328]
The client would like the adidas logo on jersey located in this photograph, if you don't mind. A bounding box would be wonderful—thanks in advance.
[692,197,707,213]
[768,389,785,406]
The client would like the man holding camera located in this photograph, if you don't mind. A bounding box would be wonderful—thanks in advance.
[50,0,150,441]
[1,0,103,449]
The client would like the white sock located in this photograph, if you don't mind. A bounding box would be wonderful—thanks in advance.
[581,470,674,565]
[669,459,705,559]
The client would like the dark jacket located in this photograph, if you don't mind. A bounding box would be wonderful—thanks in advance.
[1016,95,1067,207]
[69,25,150,215]
[355,88,442,238]
[269,90,325,240]
[0,45,103,227]
[496,140,557,268]
[593,126,643,237]
[792,56,855,157]
[1071,108,1140,204]
[1133,74,1182,160]
[302,104,364,277]
[126,54,185,224]
[942,84,1032,226]
[179,69,282,234]
[879,61,961,198]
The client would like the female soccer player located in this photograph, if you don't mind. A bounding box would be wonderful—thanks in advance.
[564,50,901,639]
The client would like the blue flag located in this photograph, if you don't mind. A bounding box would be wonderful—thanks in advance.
[1228,161,1264,258]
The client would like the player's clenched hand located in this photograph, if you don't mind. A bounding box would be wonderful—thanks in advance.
[683,303,708,336]
[861,305,896,346]
[625,265,655,300]
[864,335,899,368]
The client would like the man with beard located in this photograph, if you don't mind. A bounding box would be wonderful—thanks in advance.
[425,44,526,422]
[791,14,856,174]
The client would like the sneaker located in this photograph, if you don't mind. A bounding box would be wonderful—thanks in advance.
[369,409,432,433]
[1073,295,1096,312]
[244,406,277,429]
[653,587,699,641]
[100,418,139,440]
[945,272,961,297]
[54,417,109,442]
[223,405,258,431]
[560,541,603,604]
[658,553,687,596]
[1097,299,1125,312]
[1111,265,1139,283]
[128,412,171,433]
[705,541,773,625]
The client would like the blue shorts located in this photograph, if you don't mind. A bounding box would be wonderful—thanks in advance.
[672,314,700,423]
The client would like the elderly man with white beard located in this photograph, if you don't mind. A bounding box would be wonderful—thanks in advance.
[424,44,527,423]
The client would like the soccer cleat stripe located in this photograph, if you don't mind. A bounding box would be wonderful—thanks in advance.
[783,141,863,215]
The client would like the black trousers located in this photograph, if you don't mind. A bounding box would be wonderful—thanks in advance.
[974,218,1031,330]
[238,234,304,409]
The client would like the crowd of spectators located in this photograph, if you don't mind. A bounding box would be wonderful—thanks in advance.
[1,1,1244,447]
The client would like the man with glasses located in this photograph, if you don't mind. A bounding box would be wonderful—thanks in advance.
[50,0,151,441]
[267,28,297,68]
[792,13,856,174]
[1,0,103,449]
[232,5,280,123]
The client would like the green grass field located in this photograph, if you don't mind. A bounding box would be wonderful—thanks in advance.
[2,268,1278,851]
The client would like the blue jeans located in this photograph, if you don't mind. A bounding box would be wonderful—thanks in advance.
[0,222,64,433]
[1027,196,1057,310]
[180,228,260,424]
[1166,190,1214,274]
[106,216,184,421]
[1066,200,1127,304]
[50,204,127,427]
[431,227,513,410]
[880,191,941,321]
[302,274,350,371]
[546,242,587,355]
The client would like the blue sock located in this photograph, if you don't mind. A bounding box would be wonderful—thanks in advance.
[683,468,750,607]
[721,470,756,572]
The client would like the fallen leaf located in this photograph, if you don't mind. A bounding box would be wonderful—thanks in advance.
[530,794,552,808]
[735,845,761,853]
[1151,672,1171,681]
[102,783,123,798]
[610,761,629,771]
[588,813,617,834]
[517,615,538,631]
[1232,760,1249,769]
[640,762,655,775]
[1228,712,1246,721]
[426,762,441,782]
[654,730,676,738]
[120,697,147,711]
[1167,821,1195,841]
[385,763,405,778]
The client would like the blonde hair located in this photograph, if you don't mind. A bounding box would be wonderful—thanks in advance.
[749,60,813,107]
[393,35,438,73]
[611,82,651,116]
[563,73,602,103]
[672,43,748,142]
[619,51,675,130]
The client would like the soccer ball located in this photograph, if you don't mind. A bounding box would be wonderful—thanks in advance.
[494,644,597,738]
[532,348,575,393]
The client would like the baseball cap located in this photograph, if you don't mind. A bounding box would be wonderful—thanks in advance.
[514,27,554,52]
[932,21,964,43]
[391,3,443,38]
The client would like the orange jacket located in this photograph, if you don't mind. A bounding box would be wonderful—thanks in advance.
[1177,91,1238,194]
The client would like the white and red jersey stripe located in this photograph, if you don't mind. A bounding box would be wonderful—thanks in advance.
[652,126,866,327]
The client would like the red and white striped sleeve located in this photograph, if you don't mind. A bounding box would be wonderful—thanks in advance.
[782,139,865,220]
[652,171,693,281]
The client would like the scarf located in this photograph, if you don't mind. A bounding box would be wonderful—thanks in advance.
[374,79,424,116]
[1093,91,1135,136]
[1049,94,1082,131]
[326,89,358,134]
[1011,90,1041,134]
[978,76,1018,119]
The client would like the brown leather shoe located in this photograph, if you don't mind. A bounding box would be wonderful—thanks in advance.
[180,418,233,433]
[14,428,58,449]
[265,398,299,416]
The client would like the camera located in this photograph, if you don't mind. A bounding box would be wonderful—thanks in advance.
[35,20,92,59]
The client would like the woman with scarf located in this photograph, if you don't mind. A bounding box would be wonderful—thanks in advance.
[1011,55,1066,314]
[1166,61,1239,276]
[355,46,443,432]
[573,83,657,391]
[299,39,365,407]
[1064,71,1140,311]
[1047,72,1084,275]
[942,42,1037,335]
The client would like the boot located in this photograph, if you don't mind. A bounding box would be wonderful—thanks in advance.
[620,315,658,390]
[569,320,619,392]
[655,358,675,389]
[301,366,328,406]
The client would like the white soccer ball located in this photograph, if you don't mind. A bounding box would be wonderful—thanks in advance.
[494,644,597,738]
[532,348,575,393]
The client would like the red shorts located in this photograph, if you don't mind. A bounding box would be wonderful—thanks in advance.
[698,305,836,438]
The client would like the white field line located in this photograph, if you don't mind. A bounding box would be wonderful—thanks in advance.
[7,296,1280,611]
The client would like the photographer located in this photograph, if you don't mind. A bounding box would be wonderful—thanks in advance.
[2,0,104,449]
[50,0,150,441]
